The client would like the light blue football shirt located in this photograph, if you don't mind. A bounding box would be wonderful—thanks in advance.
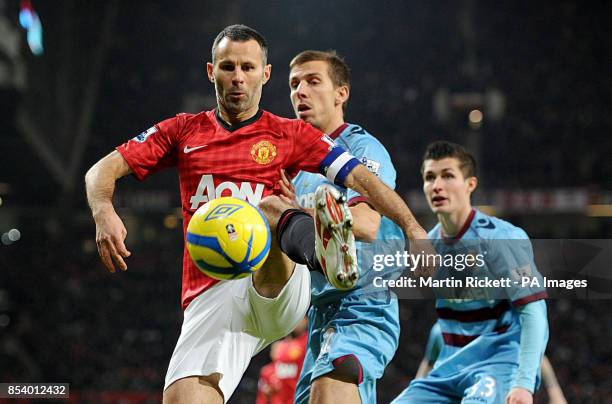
[428,209,547,368]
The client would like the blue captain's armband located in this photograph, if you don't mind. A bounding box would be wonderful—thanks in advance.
[319,146,361,186]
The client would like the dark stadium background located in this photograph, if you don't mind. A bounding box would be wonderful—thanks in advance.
[1,0,611,403]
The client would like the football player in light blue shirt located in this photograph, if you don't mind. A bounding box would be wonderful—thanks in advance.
[281,50,404,404]
[392,141,549,404]
[416,321,567,403]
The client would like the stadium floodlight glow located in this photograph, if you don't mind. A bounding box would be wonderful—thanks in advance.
[1,233,11,246]
[19,0,44,56]
[586,204,612,217]
[7,229,21,242]
[474,205,497,216]
[164,214,179,229]
[469,109,483,124]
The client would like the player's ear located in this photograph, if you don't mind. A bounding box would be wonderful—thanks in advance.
[262,64,272,85]
[206,62,214,82]
[467,176,478,194]
[335,85,349,107]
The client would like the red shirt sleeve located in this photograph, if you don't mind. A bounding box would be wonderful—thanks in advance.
[286,120,334,176]
[116,115,184,181]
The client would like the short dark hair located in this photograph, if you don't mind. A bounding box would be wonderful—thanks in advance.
[211,24,268,64]
[289,49,351,89]
[421,141,477,178]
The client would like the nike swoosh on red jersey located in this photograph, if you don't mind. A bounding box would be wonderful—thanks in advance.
[183,145,208,154]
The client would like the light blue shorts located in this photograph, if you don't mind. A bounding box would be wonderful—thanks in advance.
[392,363,517,404]
[294,291,400,404]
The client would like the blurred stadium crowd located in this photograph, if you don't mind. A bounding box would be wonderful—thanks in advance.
[0,0,611,403]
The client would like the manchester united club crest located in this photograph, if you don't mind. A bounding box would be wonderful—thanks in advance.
[250,140,277,165]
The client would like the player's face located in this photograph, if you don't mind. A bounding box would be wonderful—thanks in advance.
[289,60,348,131]
[422,158,477,214]
[207,38,271,118]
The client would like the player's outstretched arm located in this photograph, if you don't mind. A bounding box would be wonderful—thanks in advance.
[344,164,436,276]
[344,164,425,240]
[85,150,132,273]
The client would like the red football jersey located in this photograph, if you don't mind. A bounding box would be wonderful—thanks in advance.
[117,109,350,309]
[256,332,308,404]
[256,362,280,404]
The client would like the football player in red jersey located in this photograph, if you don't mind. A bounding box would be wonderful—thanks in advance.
[257,318,308,404]
[86,24,428,403]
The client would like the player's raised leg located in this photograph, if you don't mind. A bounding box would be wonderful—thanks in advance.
[313,184,358,290]
[258,195,321,273]
[259,187,359,291]
[250,197,312,341]
[251,235,296,298]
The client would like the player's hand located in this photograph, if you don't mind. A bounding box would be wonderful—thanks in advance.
[408,230,438,278]
[505,387,533,404]
[94,208,131,273]
[277,169,300,209]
